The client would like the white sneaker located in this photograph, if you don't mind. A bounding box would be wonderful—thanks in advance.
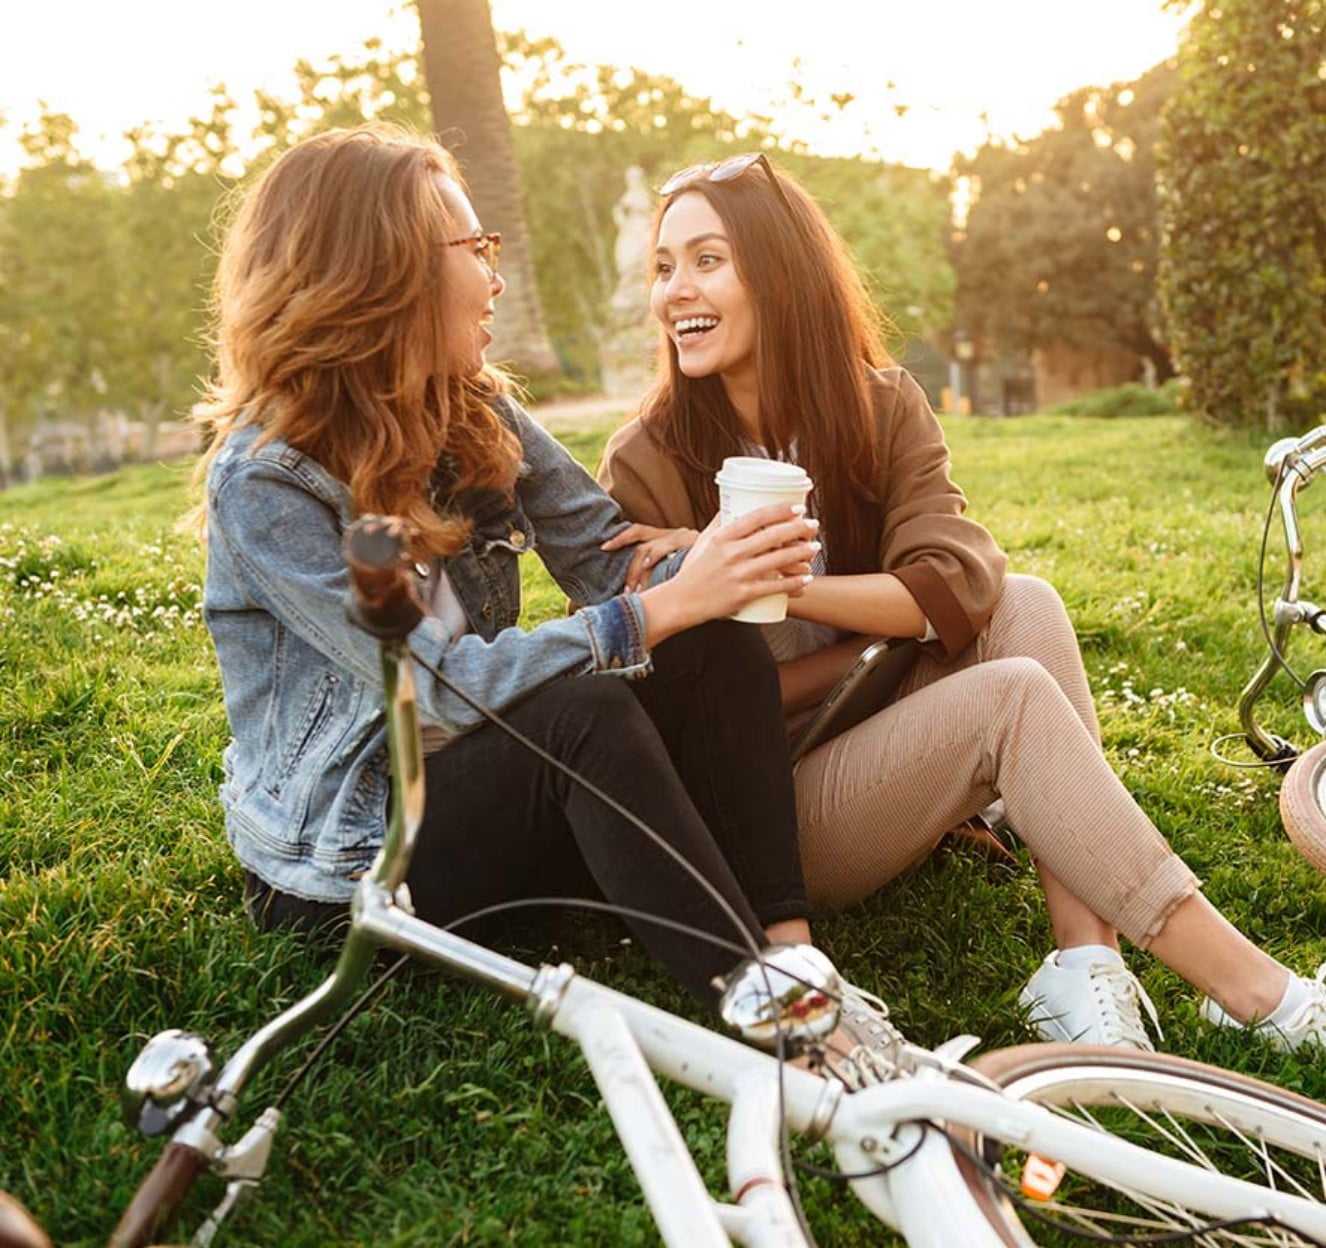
[832,982,907,1089]
[1200,964,1326,1052]
[1018,950,1161,1050]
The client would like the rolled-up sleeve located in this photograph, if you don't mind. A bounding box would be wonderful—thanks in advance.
[210,460,651,741]
[879,372,1007,657]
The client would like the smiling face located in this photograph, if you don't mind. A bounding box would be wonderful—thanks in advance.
[651,191,757,387]
[436,176,504,378]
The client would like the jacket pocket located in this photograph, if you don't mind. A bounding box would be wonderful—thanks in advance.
[265,670,339,798]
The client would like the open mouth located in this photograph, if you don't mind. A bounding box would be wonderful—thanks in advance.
[674,315,720,344]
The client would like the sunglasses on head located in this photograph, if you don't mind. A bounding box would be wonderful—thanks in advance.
[658,152,795,216]
[444,230,502,274]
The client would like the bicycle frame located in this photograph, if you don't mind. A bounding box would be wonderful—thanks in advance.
[1240,425,1326,763]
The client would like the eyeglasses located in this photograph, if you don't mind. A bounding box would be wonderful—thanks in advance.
[658,152,795,217]
[445,230,502,274]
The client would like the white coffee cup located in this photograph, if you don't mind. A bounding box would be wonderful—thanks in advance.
[714,456,814,623]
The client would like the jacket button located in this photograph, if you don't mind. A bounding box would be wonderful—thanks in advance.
[509,529,526,549]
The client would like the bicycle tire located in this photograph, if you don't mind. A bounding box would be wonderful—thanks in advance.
[946,1043,1326,1247]
[1281,739,1326,874]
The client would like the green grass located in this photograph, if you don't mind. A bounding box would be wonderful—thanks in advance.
[3,414,1326,1245]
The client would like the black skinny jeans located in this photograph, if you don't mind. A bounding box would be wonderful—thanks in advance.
[245,620,809,1004]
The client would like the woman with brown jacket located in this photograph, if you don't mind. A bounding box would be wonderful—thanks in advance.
[597,153,1326,1053]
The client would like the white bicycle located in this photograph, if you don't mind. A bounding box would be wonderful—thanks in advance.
[5,517,1325,1248]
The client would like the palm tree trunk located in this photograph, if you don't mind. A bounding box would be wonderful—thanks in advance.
[417,0,560,378]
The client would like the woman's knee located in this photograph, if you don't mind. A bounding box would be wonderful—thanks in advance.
[988,574,1080,658]
[1000,573,1067,620]
[652,618,778,685]
[528,675,655,752]
[985,655,1063,707]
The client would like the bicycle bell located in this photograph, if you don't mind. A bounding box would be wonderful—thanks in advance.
[718,943,842,1053]
[122,1029,215,1136]
[1304,670,1326,735]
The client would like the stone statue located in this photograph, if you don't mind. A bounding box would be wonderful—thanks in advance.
[601,166,657,396]
[609,166,654,315]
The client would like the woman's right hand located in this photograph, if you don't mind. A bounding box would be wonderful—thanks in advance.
[638,504,820,644]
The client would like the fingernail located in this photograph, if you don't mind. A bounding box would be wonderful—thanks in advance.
[802,574,814,585]
[790,504,807,515]
[808,540,822,552]
[805,517,820,530]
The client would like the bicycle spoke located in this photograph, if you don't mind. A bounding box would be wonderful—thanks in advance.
[1160,1103,1223,1173]
[1209,1107,1318,1203]
[1001,1098,1320,1246]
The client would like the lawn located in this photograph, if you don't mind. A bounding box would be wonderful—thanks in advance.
[3,412,1325,1245]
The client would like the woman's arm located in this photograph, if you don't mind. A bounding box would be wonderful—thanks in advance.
[210,459,655,739]
[795,372,1006,656]
[785,571,928,639]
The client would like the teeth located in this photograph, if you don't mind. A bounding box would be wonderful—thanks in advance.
[675,316,719,334]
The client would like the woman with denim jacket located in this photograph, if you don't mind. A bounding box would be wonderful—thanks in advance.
[597,154,1326,1053]
[194,125,909,1048]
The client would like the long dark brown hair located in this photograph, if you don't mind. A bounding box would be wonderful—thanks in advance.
[193,124,520,558]
[639,162,892,574]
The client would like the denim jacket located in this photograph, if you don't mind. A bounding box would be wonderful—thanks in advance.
[204,396,674,902]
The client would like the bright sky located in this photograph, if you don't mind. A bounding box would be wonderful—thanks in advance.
[0,0,1191,175]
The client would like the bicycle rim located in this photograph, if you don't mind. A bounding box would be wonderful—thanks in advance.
[949,1043,1326,1247]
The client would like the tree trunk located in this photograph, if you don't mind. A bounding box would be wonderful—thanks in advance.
[417,0,560,379]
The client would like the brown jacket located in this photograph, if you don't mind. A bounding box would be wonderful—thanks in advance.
[597,366,1007,657]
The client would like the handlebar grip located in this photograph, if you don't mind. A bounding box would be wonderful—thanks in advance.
[107,1142,207,1248]
[343,516,425,641]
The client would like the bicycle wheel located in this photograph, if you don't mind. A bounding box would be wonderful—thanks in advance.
[946,1043,1326,1247]
[1281,739,1326,874]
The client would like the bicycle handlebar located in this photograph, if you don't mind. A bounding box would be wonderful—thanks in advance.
[106,1141,208,1248]
[343,516,424,641]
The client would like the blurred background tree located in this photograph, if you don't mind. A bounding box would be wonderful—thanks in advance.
[4,112,120,469]
[953,61,1175,379]
[1157,0,1326,430]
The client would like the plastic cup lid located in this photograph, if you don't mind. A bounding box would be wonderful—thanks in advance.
[715,457,811,490]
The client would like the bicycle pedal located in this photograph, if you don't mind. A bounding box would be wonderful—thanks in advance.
[1020,1154,1066,1201]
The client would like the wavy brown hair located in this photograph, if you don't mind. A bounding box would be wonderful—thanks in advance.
[192,124,520,557]
[640,162,893,575]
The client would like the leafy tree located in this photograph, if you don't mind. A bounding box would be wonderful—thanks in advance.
[1157,0,1326,429]
[3,110,121,467]
[110,90,248,456]
[249,38,431,164]
[953,62,1175,378]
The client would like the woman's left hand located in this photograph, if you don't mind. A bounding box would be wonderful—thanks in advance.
[602,523,700,593]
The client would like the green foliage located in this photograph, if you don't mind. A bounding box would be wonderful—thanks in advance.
[955,62,1174,374]
[0,30,955,435]
[1049,379,1183,419]
[3,417,1325,1243]
[1157,0,1326,429]
[500,31,954,378]
[3,113,121,437]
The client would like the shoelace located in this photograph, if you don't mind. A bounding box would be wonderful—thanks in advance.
[1090,961,1163,1046]
[835,980,905,1089]
[1277,963,1326,1037]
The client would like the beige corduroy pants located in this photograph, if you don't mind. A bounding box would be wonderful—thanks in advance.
[794,574,1199,947]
